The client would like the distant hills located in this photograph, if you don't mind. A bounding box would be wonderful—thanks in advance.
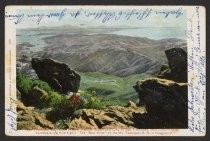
[41,34,186,76]
[23,24,139,30]
[16,31,187,101]
[17,31,186,77]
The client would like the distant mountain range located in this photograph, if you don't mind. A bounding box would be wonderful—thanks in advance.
[23,24,139,30]
[17,32,187,77]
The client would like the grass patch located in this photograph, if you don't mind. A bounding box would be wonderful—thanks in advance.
[80,90,127,110]
[80,72,150,101]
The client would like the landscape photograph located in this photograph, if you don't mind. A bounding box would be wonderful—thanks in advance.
[16,15,188,129]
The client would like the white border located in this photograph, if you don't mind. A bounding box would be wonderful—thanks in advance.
[5,6,206,136]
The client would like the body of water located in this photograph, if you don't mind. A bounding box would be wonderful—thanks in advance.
[17,27,186,48]
[16,29,70,48]
[111,27,186,40]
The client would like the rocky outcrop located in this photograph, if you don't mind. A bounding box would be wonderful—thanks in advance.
[131,48,188,128]
[67,101,146,129]
[133,78,188,128]
[17,100,146,130]
[158,48,187,82]
[17,101,54,130]
[22,86,49,108]
[31,58,81,93]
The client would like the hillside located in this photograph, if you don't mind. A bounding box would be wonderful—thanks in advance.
[16,32,186,77]
[80,72,150,101]
[16,47,188,129]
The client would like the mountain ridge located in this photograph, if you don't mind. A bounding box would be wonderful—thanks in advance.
[17,32,187,77]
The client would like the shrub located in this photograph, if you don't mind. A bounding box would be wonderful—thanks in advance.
[17,73,52,107]
[47,92,71,121]
[17,73,53,96]
[69,94,84,110]
[80,90,127,109]
[32,79,53,93]
[17,73,85,122]
[80,90,105,109]
[26,86,50,108]
[46,92,85,122]
[16,73,33,96]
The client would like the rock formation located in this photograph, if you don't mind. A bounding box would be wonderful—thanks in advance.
[158,48,187,82]
[17,100,146,130]
[133,78,188,128]
[17,101,54,130]
[67,101,146,129]
[31,58,81,94]
[133,47,188,128]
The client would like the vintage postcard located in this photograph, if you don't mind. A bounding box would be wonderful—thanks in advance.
[5,6,206,136]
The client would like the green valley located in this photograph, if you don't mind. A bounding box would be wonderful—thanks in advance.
[80,72,151,102]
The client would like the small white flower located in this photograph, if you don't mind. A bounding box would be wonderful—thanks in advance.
[67,91,74,98]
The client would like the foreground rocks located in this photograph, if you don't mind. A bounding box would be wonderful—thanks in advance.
[17,100,146,130]
[133,78,188,128]
[17,101,54,130]
[158,48,187,82]
[31,58,81,93]
[67,101,146,129]
[133,48,188,128]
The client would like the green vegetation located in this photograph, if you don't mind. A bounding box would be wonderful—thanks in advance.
[17,73,82,121]
[17,72,141,122]
[17,72,53,95]
[17,72,53,107]
[46,91,81,122]
[80,72,150,101]
[80,90,126,110]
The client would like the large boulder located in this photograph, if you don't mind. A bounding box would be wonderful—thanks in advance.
[67,101,146,129]
[133,77,188,128]
[17,101,54,130]
[31,58,81,94]
[158,48,187,82]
